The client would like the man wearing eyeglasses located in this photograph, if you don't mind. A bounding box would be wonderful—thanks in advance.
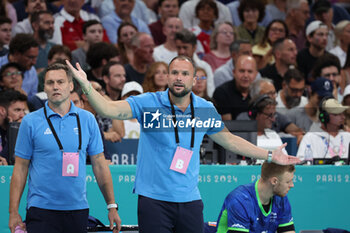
[276,68,307,115]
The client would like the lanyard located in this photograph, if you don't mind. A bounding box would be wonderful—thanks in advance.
[44,106,82,152]
[323,135,344,158]
[169,93,195,149]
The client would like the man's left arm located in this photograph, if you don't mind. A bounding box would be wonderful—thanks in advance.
[209,127,300,165]
[91,153,121,233]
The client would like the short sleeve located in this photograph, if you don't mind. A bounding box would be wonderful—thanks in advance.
[278,197,294,228]
[15,116,34,160]
[226,195,251,232]
[87,114,104,156]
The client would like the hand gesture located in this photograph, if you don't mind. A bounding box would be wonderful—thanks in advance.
[272,143,301,165]
[108,208,122,233]
[65,60,89,88]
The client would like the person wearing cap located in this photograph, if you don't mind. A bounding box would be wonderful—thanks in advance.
[288,77,333,132]
[296,97,350,161]
[297,20,329,84]
[330,20,350,67]
[115,81,143,139]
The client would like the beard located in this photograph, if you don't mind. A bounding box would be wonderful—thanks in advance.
[284,90,301,109]
[38,28,53,41]
[169,84,191,98]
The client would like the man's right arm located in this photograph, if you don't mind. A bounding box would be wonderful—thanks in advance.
[66,61,133,120]
[9,157,30,233]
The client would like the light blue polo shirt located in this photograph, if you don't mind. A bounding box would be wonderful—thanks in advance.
[15,102,103,210]
[126,90,224,202]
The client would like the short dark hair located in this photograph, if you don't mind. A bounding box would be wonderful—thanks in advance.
[45,63,73,82]
[261,162,295,180]
[195,0,218,19]
[9,34,39,55]
[48,45,72,61]
[83,20,102,34]
[30,10,52,24]
[169,55,197,77]
[0,62,24,81]
[311,53,341,79]
[0,16,12,25]
[102,61,123,77]
[284,68,305,85]
[272,37,286,55]
[175,29,197,46]
[238,0,265,23]
[229,39,251,53]
[86,42,119,69]
[0,89,27,109]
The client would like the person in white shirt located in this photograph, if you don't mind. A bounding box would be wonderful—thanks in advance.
[330,20,350,67]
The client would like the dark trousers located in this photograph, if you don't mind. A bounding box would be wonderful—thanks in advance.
[26,207,89,233]
[138,195,204,233]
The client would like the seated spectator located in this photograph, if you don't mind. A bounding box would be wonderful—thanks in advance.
[191,0,218,55]
[0,89,27,165]
[117,22,138,65]
[31,10,55,73]
[340,45,350,94]
[142,61,168,93]
[116,81,143,139]
[53,0,103,50]
[288,77,333,132]
[0,62,26,95]
[342,85,350,131]
[285,0,310,51]
[213,39,253,88]
[0,33,38,98]
[203,22,235,72]
[252,19,288,70]
[0,17,11,56]
[0,0,17,29]
[236,0,266,45]
[193,67,210,101]
[102,61,126,101]
[297,20,329,84]
[330,20,350,67]
[297,97,350,161]
[213,55,257,120]
[276,68,307,115]
[125,32,155,85]
[215,162,295,233]
[72,20,104,71]
[149,0,179,46]
[179,0,232,29]
[153,17,183,64]
[101,0,150,44]
[260,38,297,92]
[311,53,342,101]
[266,0,287,20]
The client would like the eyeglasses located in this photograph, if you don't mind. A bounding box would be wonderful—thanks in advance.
[260,112,276,119]
[3,71,22,78]
[196,76,207,80]
[218,31,234,36]
[323,73,339,78]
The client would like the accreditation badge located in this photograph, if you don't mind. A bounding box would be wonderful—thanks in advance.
[62,152,79,177]
[170,146,193,174]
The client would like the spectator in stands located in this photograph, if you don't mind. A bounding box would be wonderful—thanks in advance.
[149,0,179,46]
[179,0,231,29]
[276,68,307,115]
[115,81,143,139]
[0,89,27,165]
[101,0,150,44]
[71,20,104,71]
[252,19,288,70]
[297,20,329,83]
[0,62,26,95]
[102,61,126,101]
[331,20,350,67]
[13,0,47,36]
[175,29,214,97]
[341,51,350,98]
[117,22,138,65]
[342,85,350,131]
[53,0,101,50]
[153,17,182,64]
[203,22,235,72]
[285,0,310,51]
[288,77,333,132]
[193,67,210,101]
[86,42,120,90]
[266,0,287,20]
[0,0,17,29]
[213,55,257,120]
[312,0,335,51]
[297,97,350,161]
[0,33,39,98]
[260,38,298,92]
[142,61,168,93]
[191,0,218,55]
[125,32,155,85]
[0,17,11,56]
[236,0,266,45]
[31,10,55,73]
[213,39,253,88]
[311,53,342,100]
[215,162,295,233]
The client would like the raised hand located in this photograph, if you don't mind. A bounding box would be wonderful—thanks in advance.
[272,143,301,165]
[65,60,89,89]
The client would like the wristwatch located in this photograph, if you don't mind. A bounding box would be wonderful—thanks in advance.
[267,151,273,163]
[107,203,119,210]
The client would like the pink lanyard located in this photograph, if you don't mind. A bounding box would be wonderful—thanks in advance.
[328,136,344,158]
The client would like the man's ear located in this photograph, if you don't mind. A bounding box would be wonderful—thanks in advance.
[0,106,7,118]
[270,177,278,186]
